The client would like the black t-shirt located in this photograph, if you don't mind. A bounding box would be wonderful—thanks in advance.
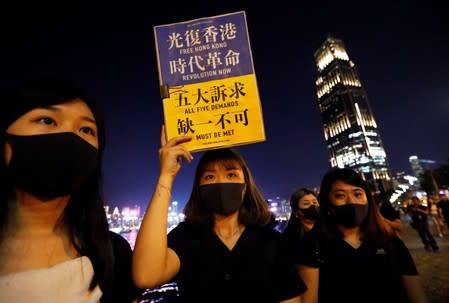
[168,222,306,303]
[298,229,418,303]
[108,231,141,303]
[281,222,313,265]
[408,205,428,223]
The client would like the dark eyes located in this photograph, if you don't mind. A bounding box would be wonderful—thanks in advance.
[202,172,240,180]
[80,126,96,136]
[36,117,56,125]
[33,117,96,136]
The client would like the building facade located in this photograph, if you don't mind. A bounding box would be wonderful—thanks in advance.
[314,36,392,193]
[409,155,436,178]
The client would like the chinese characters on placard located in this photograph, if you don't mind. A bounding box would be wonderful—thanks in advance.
[167,22,241,79]
[173,80,250,135]
[154,11,265,151]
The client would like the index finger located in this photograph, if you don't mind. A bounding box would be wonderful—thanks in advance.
[160,124,168,146]
[165,135,193,147]
[161,125,192,148]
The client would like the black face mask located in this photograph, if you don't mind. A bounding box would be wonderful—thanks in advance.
[330,204,368,228]
[199,183,245,216]
[5,132,98,199]
[299,205,320,220]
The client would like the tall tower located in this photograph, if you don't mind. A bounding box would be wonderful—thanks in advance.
[409,155,425,178]
[314,36,392,193]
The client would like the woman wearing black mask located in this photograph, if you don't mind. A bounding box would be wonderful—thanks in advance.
[0,79,139,303]
[297,168,428,303]
[133,130,306,303]
[282,188,319,263]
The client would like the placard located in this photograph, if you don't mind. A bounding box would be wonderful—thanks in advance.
[154,11,265,151]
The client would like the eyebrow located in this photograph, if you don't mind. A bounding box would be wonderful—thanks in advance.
[38,105,97,124]
[333,189,365,197]
[81,116,97,124]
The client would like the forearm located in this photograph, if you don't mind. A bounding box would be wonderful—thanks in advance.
[386,218,402,232]
[417,208,427,215]
[132,175,174,287]
[402,275,429,303]
[279,296,301,303]
[297,265,318,303]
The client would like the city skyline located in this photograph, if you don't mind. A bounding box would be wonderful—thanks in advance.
[2,1,448,210]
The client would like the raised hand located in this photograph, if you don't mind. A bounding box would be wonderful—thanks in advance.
[158,125,193,179]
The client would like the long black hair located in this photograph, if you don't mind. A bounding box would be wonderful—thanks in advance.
[0,79,114,300]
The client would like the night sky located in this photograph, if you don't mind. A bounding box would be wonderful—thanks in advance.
[2,0,448,210]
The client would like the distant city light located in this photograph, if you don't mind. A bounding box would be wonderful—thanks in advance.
[107,195,292,245]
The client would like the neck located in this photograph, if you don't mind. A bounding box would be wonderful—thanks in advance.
[338,225,362,239]
[8,190,70,236]
[213,212,243,238]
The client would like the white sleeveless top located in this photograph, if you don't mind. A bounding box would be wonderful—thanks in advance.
[0,256,102,303]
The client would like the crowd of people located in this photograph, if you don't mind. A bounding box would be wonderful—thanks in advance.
[1,79,447,302]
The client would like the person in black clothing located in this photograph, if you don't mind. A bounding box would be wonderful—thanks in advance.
[297,168,428,303]
[0,79,140,303]
[282,188,320,263]
[407,196,439,252]
[133,131,306,303]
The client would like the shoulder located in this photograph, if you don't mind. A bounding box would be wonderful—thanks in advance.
[385,236,418,275]
[169,221,207,237]
[242,225,284,250]
[167,221,209,253]
[385,236,410,254]
[281,224,298,240]
[109,230,127,243]
[109,231,132,253]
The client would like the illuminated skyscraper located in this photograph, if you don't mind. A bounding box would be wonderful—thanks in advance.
[409,155,436,178]
[409,155,425,178]
[314,36,392,192]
